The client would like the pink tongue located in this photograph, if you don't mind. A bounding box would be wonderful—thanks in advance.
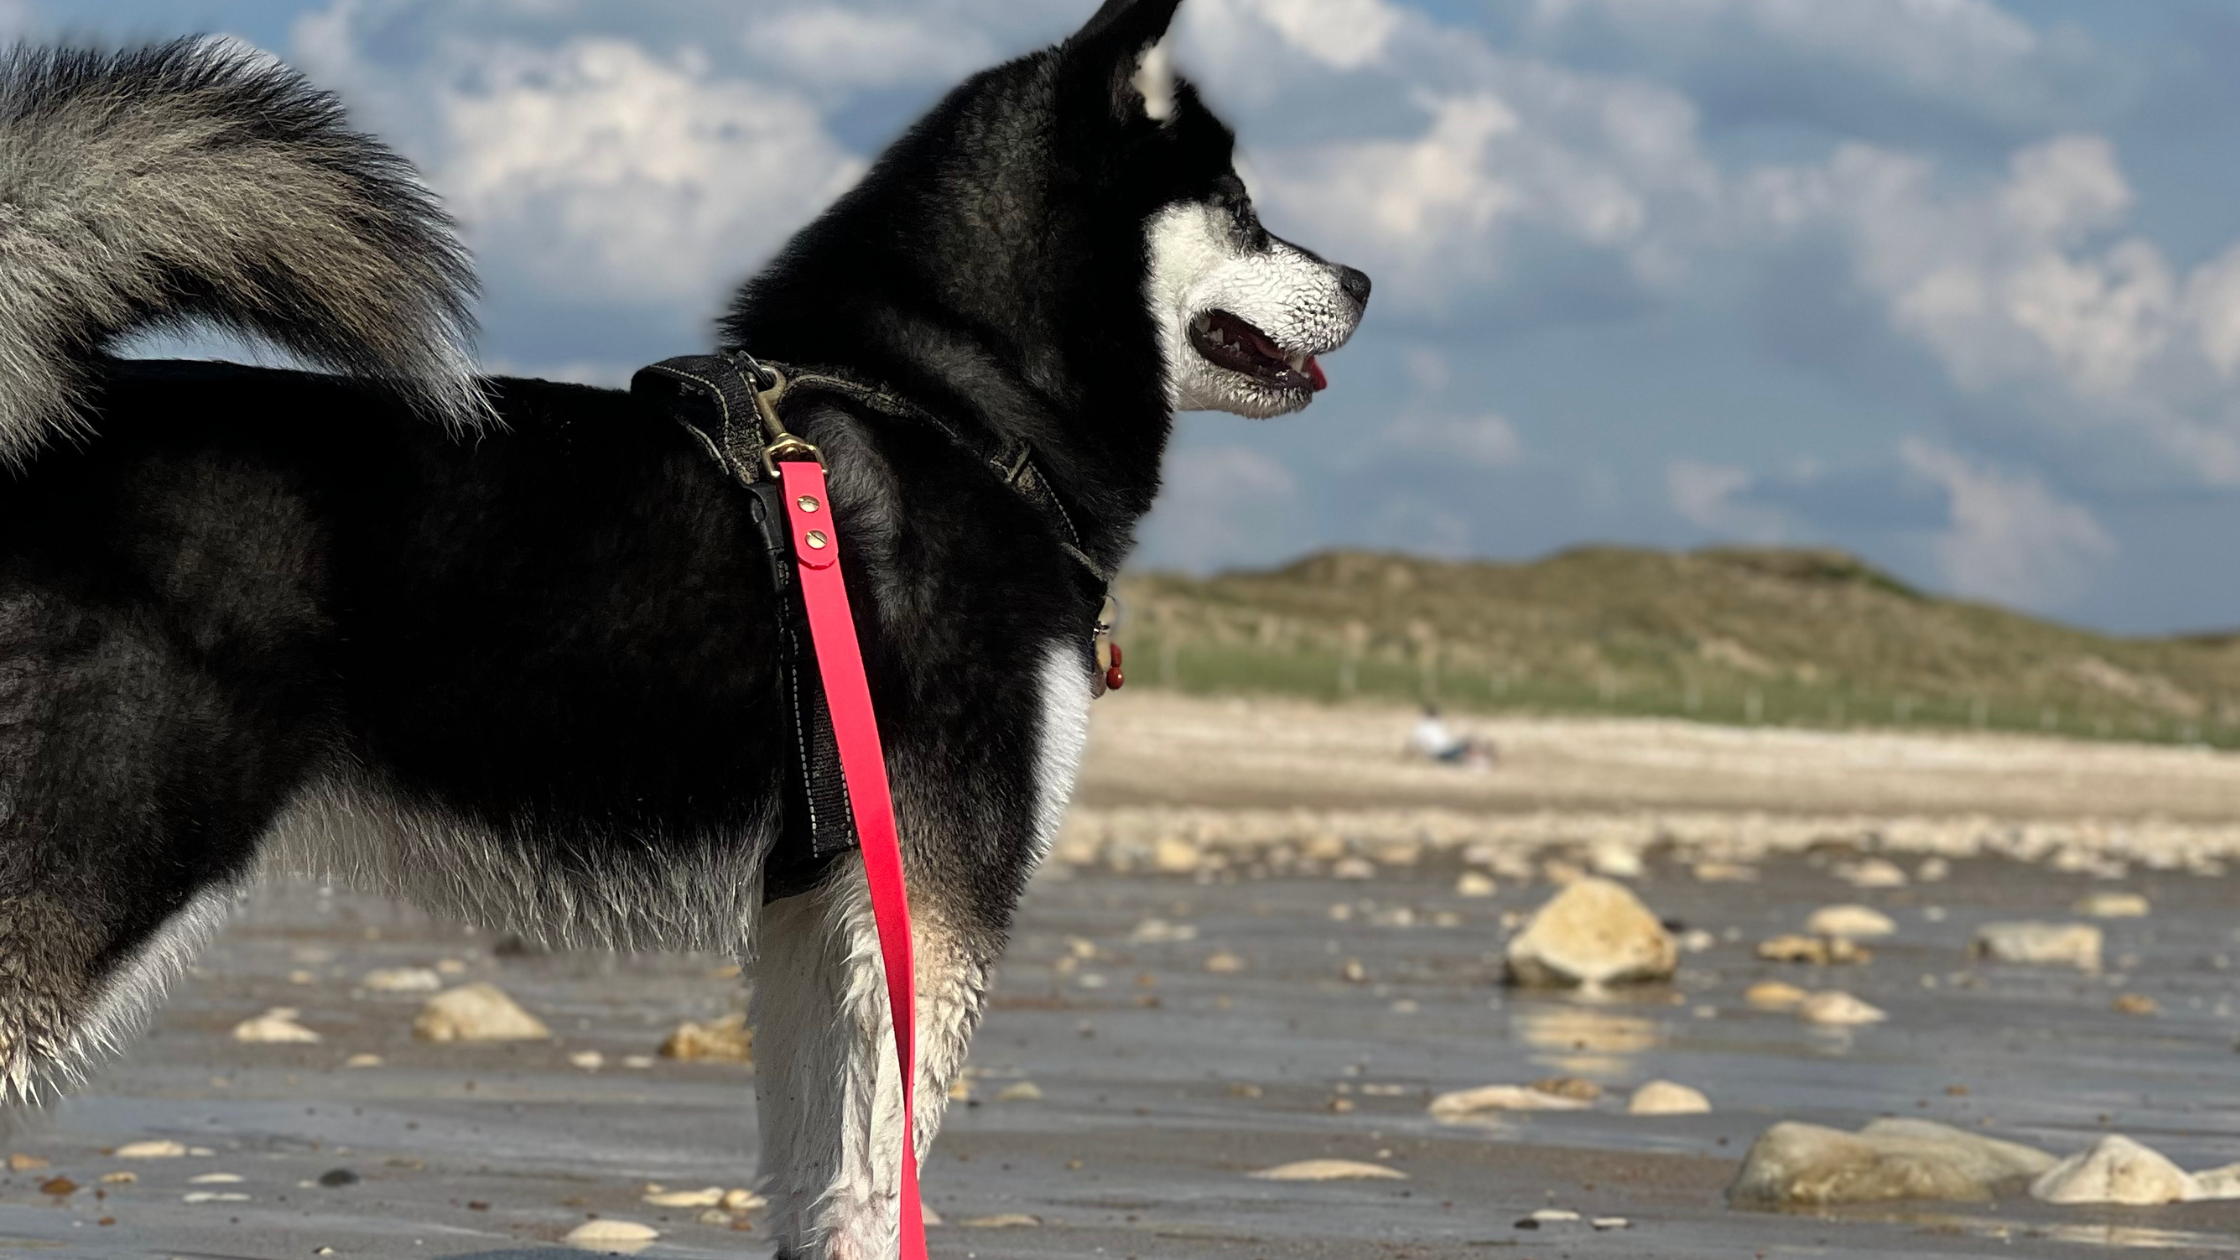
[1305,355,1327,391]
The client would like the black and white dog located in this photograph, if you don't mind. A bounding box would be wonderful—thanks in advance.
[0,0,1364,1253]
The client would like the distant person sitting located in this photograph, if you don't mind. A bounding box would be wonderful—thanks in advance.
[1410,704,1492,769]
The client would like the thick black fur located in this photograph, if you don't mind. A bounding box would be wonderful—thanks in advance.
[0,5,1366,1232]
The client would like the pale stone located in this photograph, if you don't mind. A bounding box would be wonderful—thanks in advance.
[995,1081,1043,1102]
[231,1010,321,1044]
[722,1188,768,1212]
[1692,862,1758,883]
[343,1053,384,1069]
[957,1213,1042,1227]
[1972,922,2103,971]
[2193,1162,2240,1201]
[1757,935,1870,965]
[1455,870,1497,898]
[1627,1080,1711,1115]
[182,1191,250,1203]
[562,1218,659,1252]
[1806,905,1896,938]
[568,1050,605,1071]
[114,1141,188,1158]
[2031,1136,2200,1205]
[1128,918,1197,944]
[1744,980,1809,1008]
[1728,1119,2055,1206]
[2073,892,2150,919]
[1332,856,1377,880]
[1503,877,1678,988]
[658,1014,752,1063]
[1204,950,1246,974]
[361,967,443,993]
[1427,1084,1591,1119]
[1151,836,1202,873]
[1588,841,1644,878]
[1837,859,1908,888]
[411,983,550,1042]
[1372,839,1424,867]
[1247,1159,1407,1181]
[188,1172,243,1184]
[1797,991,1885,1026]
[642,1186,724,1207]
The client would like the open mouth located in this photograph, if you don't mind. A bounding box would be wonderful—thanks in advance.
[1188,310,1327,393]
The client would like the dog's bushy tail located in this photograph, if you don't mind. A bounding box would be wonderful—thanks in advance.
[0,38,487,467]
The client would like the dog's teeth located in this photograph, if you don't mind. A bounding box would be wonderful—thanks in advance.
[1286,352,1306,372]
[1209,328,1226,344]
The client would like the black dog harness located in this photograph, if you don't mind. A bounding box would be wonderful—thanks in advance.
[630,351,1114,901]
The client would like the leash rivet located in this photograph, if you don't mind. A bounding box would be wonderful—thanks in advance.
[797,496,821,513]
[806,530,829,549]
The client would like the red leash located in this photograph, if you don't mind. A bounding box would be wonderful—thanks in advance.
[775,458,929,1260]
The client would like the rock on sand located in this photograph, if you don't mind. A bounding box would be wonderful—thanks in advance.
[361,967,444,993]
[411,983,550,1042]
[1247,1159,1406,1181]
[1626,1080,1711,1115]
[1728,1119,2056,1206]
[1744,980,1809,1008]
[1503,877,1676,988]
[658,1014,753,1063]
[231,1009,321,1043]
[562,1218,659,1252]
[1805,905,1896,938]
[1972,922,2102,970]
[1797,991,1886,1026]
[1427,1084,1592,1119]
[2031,1135,2198,1205]
[2073,892,2150,919]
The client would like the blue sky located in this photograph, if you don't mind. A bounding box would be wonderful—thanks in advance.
[26,1,2240,633]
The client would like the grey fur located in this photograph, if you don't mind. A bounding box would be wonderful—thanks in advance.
[0,37,487,468]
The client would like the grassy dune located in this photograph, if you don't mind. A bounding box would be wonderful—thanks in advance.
[1116,547,2240,747]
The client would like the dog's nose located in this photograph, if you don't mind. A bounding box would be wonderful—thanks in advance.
[1336,265,1371,310]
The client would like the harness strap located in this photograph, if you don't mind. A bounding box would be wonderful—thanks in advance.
[783,369,1114,586]
[776,458,929,1260]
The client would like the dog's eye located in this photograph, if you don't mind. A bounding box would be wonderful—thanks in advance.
[1226,197,1266,247]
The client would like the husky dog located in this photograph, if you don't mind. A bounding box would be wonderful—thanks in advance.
[0,0,1364,1253]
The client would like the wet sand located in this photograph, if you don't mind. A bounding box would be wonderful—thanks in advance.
[3,695,2239,1257]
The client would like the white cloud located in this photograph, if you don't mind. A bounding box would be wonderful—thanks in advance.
[1533,0,2049,103]
[1899,437,2113,607]
[431,40,864,305]
[1140,444,1300,572]
[1666,459,1788,541]
[1255,67,1719,304]
[1731,133,2240,481]
[1385,412,1523,467]
[741,9,999,92]
[1232,0,1403,71]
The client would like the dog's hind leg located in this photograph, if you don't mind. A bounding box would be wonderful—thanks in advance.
[751,861,989,1260]
[0,585,323,1107]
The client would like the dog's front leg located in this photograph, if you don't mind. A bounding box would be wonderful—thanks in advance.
[752,862,988,1259]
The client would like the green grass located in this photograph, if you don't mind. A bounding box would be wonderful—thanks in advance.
[1115,547,2240,748]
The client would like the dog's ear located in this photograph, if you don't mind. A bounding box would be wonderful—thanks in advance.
[1063,0,1185,123]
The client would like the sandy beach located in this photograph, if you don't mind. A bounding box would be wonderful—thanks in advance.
[3,694,2238,1257]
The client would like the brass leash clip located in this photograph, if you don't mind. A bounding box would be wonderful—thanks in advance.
[743,362,824,479]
